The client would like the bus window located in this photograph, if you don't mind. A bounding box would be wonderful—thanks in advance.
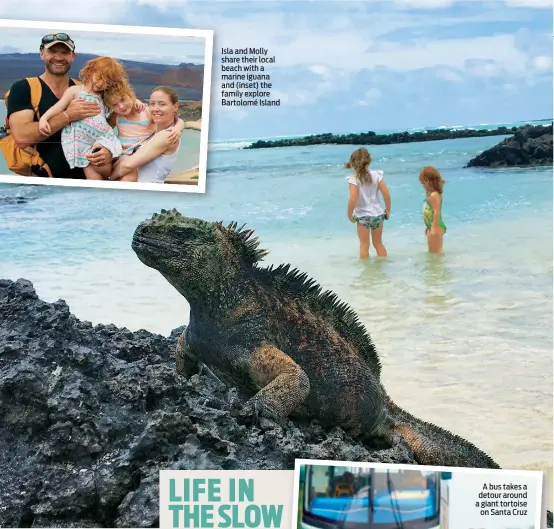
[302,466,442,529]
[370,470,440,526]
[304,466,371,527]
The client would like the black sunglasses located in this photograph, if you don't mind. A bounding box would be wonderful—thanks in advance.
[41,33,74,46]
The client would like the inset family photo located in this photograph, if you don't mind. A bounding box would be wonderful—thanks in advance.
[0,19,213,192]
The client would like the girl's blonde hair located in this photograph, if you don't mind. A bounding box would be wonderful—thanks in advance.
[419,166,446,194]
[80,56,128,94]
[104,82,137,108]
[345,147,372,185]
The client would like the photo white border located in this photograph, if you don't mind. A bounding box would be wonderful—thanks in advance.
[0,18,214,194]
[291,458,545,529]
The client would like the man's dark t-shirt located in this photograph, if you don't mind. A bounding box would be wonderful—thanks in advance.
[6,78,85,179]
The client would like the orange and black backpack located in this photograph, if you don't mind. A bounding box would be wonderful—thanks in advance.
[0,77,79,177]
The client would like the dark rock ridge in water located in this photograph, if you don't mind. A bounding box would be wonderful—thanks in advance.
[244,123,552,149]
[465,124,553,168]
[0,278,416,528]
[0,184,45,205]
[0,196,28,205]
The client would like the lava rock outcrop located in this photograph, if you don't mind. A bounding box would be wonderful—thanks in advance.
[0,278,416,528]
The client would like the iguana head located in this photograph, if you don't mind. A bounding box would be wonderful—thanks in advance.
[132,209,268,302]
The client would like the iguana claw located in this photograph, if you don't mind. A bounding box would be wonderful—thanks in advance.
[230,400,258,426]
[258,417,281,431]
[232,400,284,431]
[390,431,413,454]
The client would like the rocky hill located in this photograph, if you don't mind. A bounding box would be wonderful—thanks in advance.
[0,53,204,101]
[466,124,553,168]
[177,100,202,121]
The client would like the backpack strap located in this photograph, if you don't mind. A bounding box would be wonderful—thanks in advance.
[3,90,9,130]
[26,77,80,119]
[26,77,43,120]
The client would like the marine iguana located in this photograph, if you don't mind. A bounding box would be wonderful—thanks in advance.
[132,210,554,527]
[131,208,503,469]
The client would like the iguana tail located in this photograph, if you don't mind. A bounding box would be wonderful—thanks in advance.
[385,398,553,527]
[385,397,500,469]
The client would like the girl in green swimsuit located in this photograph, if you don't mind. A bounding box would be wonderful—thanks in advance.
[419,166,446,254]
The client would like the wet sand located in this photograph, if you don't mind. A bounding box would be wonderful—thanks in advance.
[183,120,201,131]
[166,166,199,184]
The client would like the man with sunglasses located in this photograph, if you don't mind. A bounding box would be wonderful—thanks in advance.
[6,32,113,178]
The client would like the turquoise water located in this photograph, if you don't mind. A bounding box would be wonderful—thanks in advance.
[0,128,552,506]
[0,102,200,175]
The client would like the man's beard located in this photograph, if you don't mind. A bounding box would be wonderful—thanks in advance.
[45,61,71,76]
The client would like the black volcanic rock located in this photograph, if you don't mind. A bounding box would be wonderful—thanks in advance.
[466,124,553,168]
[0,196,27,204]
[0,278,416,528]
[243,124,550,149]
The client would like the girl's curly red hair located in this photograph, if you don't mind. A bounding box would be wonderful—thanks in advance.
[79,56,128,92]
[419,166,446,194]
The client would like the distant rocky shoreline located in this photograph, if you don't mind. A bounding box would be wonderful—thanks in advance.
[244,123,553,150]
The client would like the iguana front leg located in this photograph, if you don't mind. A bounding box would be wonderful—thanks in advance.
[241,344,310,424]
[176,331,200,377]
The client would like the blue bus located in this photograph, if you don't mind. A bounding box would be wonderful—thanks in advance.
[298,465,452,529]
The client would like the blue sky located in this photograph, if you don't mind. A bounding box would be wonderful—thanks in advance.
[0,0,551,140]
[0,27,206,65]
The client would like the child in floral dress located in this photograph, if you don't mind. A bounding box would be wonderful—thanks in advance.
[39,56,128,180]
